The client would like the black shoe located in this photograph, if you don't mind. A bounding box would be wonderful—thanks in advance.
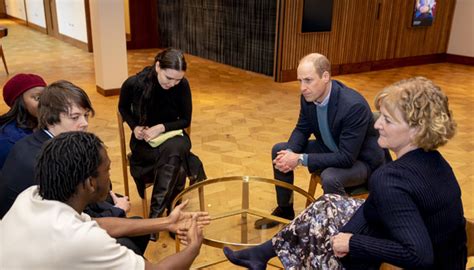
[254,206,295,230]
[169,231,175,240]
[136,179,146,199]
[150,233,158,242]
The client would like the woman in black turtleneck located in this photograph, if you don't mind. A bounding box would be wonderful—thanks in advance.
[119,48,205,224]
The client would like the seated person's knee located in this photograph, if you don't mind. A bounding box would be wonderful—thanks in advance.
[320,168,342,194]
[272,142,287,158]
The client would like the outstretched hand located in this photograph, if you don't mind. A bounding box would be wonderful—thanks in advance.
[167,200,211,237]
[177,214,204,248]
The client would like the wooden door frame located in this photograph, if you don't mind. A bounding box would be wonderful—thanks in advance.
[43,0,59,38]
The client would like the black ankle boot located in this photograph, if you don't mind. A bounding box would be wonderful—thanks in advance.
[254,205,295,229]
[149,164,179,219]
[166,166,187,214]
[136,178,146,199]
[149,233,158,242]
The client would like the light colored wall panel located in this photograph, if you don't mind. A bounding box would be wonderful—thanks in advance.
[55,0,87,42]
[5,0,26,20]
[448,0,474,57]
[25,0,46,28]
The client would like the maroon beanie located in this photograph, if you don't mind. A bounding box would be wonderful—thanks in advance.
[3,73,47,107]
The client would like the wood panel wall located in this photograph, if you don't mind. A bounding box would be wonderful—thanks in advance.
[274,0,456,82]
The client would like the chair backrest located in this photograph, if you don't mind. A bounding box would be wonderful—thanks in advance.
[117,110,192,197]
[117,111,130,197]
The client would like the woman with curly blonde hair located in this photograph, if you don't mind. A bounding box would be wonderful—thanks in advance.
[224,77,466,269]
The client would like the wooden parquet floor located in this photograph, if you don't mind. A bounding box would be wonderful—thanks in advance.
[1,19,473,268]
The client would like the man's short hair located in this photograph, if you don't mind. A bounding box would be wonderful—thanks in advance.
[38,131,104,202]
[299,53,331,78]
[38,80,95,129]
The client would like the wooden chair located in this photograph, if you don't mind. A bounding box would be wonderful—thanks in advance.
[306,172,370,206]
[117,111,191,217]
[465,219,474,270]
[0,27,9,74]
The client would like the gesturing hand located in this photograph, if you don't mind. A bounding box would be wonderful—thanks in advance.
[167,200,211,237]
[178,214,204,248]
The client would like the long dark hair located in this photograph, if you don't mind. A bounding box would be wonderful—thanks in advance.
[138,48,187,125]
[0,96,38,130]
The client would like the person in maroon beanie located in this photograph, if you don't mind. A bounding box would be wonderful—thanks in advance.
[0,73,46,169]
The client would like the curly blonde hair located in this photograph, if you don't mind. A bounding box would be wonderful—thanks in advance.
[375,77,456,151]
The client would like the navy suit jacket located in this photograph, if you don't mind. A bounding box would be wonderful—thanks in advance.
[0,130,125,219]
[287,80,384,173]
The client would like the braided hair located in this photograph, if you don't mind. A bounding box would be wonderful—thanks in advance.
[37,131,103,202]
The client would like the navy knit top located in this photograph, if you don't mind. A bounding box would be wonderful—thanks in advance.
[341,148,467,269]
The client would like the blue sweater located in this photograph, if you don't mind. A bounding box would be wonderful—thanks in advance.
[0,121,32,170]
[341,148,466,269]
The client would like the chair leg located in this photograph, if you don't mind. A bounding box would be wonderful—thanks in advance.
[0,45,8,75]
[467,218,474,257]
[142,191,148,218]
[198,186,205,211]
[306,174,320,207]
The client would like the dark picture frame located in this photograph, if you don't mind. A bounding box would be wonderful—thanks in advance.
[301,0,333,33]
[412,0,436,27]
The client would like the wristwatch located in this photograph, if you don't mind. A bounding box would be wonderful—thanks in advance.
[297,154,304,166]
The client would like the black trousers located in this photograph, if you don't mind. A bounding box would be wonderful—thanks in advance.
[117,216,150,256]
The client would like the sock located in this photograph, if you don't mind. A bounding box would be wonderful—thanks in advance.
[223,240,276,270]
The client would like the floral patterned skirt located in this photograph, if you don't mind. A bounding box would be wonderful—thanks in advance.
[272,194,364,270]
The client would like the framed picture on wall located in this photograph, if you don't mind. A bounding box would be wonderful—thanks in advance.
[412,0,436,27]
[301,0,333,33]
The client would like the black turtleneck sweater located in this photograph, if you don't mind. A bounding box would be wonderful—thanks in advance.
[341,148,467,269]
[118,66,192,134]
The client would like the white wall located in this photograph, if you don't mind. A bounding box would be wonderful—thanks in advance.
[55,0,88,43]
[447,0,474,57]
[25,0,46,28]
[90,0,128,90]
[5,0,26,20]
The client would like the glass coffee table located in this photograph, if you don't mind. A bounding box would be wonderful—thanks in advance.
[171,176,315,269]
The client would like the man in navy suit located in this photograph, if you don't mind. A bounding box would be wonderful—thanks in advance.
[255,53,385,229]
